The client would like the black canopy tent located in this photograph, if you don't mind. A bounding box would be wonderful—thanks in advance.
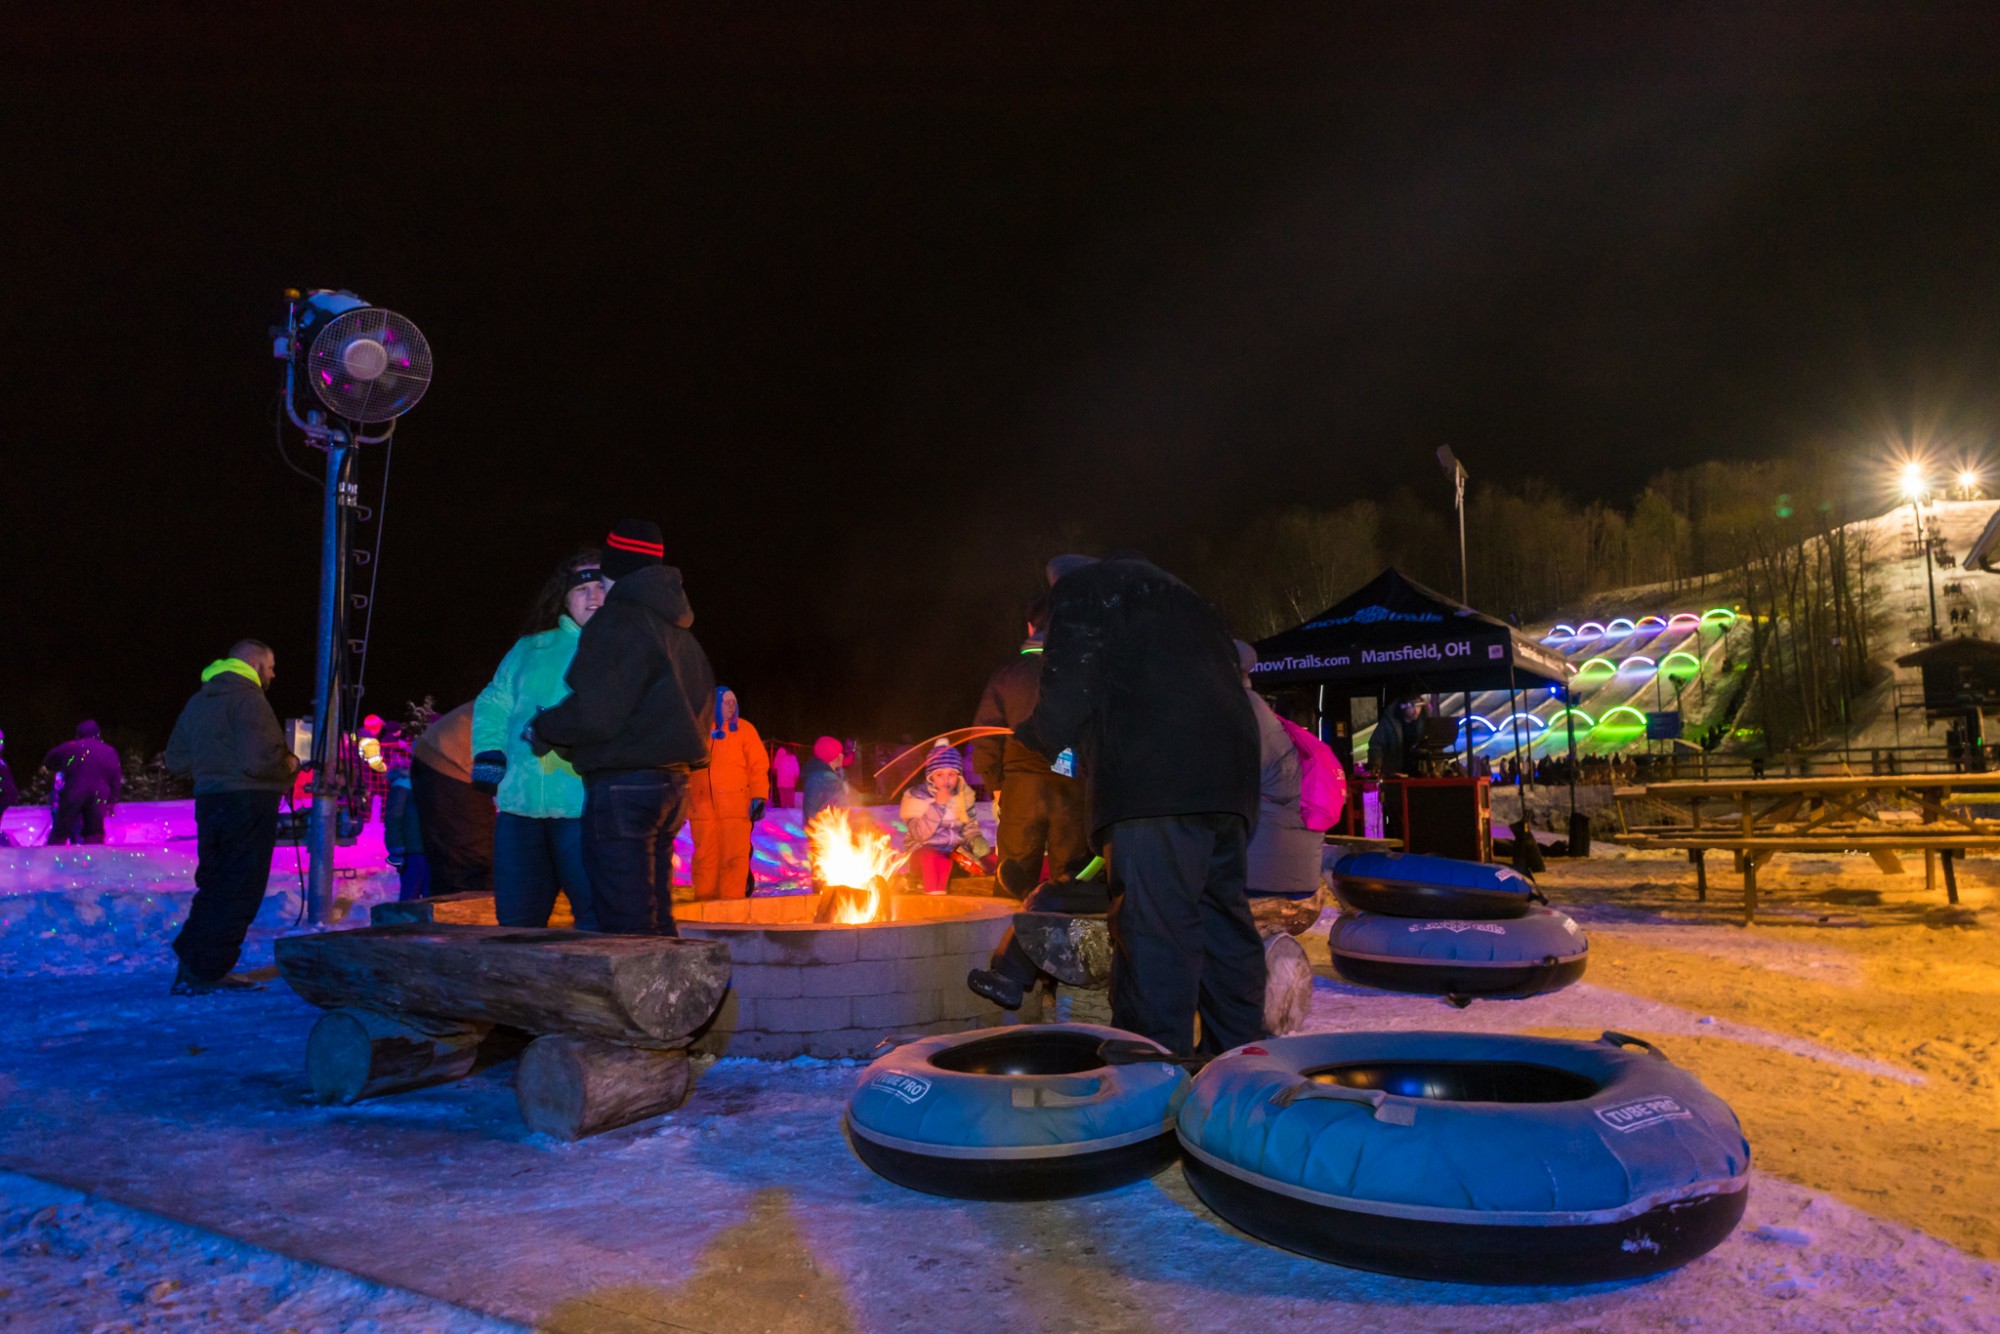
[1250,569,1579,842]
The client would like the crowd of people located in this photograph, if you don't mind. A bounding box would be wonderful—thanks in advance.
[94,524,1352,1057]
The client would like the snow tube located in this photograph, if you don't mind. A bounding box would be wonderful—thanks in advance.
[1330,851,1542,920]
[1178,1030,1750,1283]
[1329,905,1587,1001]
[845,1024,1190,1200]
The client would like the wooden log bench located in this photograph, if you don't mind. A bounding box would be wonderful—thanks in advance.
[275,924,731,1140]
[1012,891,1324,1037]
[1614,833,2000,924]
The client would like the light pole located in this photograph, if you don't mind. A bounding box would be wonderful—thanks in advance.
[1437,445,1469,605]
[1901,463,1940,642]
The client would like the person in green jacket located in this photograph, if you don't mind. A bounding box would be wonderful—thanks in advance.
[472,551,607,928]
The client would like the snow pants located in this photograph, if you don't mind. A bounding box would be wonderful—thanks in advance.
[51,787,110,845]
[994,771,1090,898]
[410,759,495,897]
[689,815,753,899]
[1104,813,1267,1058]
[173,789,282,982]
[582,768,687,935]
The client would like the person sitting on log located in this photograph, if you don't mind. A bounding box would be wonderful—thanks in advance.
[898,744,991,895]
[965,863,1108,1011]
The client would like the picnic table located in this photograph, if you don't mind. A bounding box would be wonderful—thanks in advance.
[1613,773,2000,921]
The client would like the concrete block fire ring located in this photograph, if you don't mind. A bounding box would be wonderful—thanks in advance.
[678,894,1014,1059]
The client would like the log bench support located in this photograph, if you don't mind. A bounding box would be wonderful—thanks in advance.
[306,1009,499,1105]
[515,1034,694,1141]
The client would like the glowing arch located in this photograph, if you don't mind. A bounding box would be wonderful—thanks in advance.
[1548,709,1595,728]
[1701,608,1738,625]
[1546,625,1576,642]
[1667,612,1702,629]
[1636,615,1667,629]
[1606,617,1637,636]
[1619,655,1657,673]
[1497,712,1549,730]
[1661,651,1701,676]
[1576,621,1607,638]
[1577,657,1618,677]
[1457,716,1498,733]
[1598,706,1648,728]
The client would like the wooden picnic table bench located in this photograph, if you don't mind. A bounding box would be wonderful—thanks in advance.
[1615,830,1999,922]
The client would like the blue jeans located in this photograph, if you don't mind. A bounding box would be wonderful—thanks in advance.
[581,769,688,936]
[493,813,594,929]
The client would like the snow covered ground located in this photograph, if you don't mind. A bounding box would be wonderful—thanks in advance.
[1,807,1996,1331]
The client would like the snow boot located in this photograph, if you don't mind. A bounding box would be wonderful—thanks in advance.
[966,967,1025,1011]
[171,965,265,996]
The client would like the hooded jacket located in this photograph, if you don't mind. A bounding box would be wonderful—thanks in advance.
[44,735,125,802]
[473,616,589,819]
[533,565,716,774]
[971,638,1075,792]
[1245,689,1321,896]
[689,699,770,821]
[164,659,296,795]
[1015,557,1257,841]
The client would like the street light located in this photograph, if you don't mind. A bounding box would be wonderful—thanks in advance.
[1958,468,1982,499]
[1437,445,1469,605]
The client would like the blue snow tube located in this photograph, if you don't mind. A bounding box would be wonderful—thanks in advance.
[845,1024,1190,1200]
[1177,1031,1750,1283]
[1331,851,1544,919]
[1329,905,1587,1001]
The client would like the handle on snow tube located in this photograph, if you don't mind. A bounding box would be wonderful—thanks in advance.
[1271,1081,1418,1125]
[1097,1038,1205,1071]
[1529,887,1549,905]
[1601,1031,1670,1061]
[1010,1076,1114,1109]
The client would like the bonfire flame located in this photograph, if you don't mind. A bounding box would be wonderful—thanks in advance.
[806,808,901,924]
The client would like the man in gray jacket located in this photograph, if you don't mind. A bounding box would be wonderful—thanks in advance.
[164,640,299,995]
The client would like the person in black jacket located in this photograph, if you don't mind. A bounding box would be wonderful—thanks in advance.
[529,520,715,935]
[164,640,299,994]
[1014,553,1265,1058]
[971,593,1090,898]
[43,721,124,845]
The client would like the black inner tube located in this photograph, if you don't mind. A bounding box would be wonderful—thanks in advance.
[1306,1060,1601,1103]
[929,1030,1110,1076]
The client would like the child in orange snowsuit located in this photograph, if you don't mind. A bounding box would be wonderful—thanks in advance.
[688,687,770,899]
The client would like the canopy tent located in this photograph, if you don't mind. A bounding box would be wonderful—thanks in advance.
[1250,570,1582,853]
[1249,568,1573,695]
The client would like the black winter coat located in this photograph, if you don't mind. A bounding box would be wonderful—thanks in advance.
[533,565,716,774]
[970,640,1070,792]
[43,737,125,802]
[1015,557,1257,842]
[164,673,295,794]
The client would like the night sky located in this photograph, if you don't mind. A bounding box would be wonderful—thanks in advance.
[6,4,2000,763]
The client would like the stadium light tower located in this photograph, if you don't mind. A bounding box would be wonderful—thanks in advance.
[1901,461,1940,641]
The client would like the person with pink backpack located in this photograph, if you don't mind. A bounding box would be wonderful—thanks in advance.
[1235,641,1345,900]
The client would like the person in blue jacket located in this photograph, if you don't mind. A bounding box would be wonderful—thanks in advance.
[471,552,607,929]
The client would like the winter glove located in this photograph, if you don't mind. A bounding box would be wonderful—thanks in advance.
[749,797,767,822]
[471,750,508,796]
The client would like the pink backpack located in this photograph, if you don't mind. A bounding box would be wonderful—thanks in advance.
[1278,717,1347,832]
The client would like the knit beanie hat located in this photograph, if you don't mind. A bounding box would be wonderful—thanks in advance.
[602,519,665,582]
[923,743,964,777]
[712,687,738,739]
[75,720,100,739]
[813,736,844,766]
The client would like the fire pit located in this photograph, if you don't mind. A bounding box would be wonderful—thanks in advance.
[679,810,1014,1059]
[678,895,1014,1058]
